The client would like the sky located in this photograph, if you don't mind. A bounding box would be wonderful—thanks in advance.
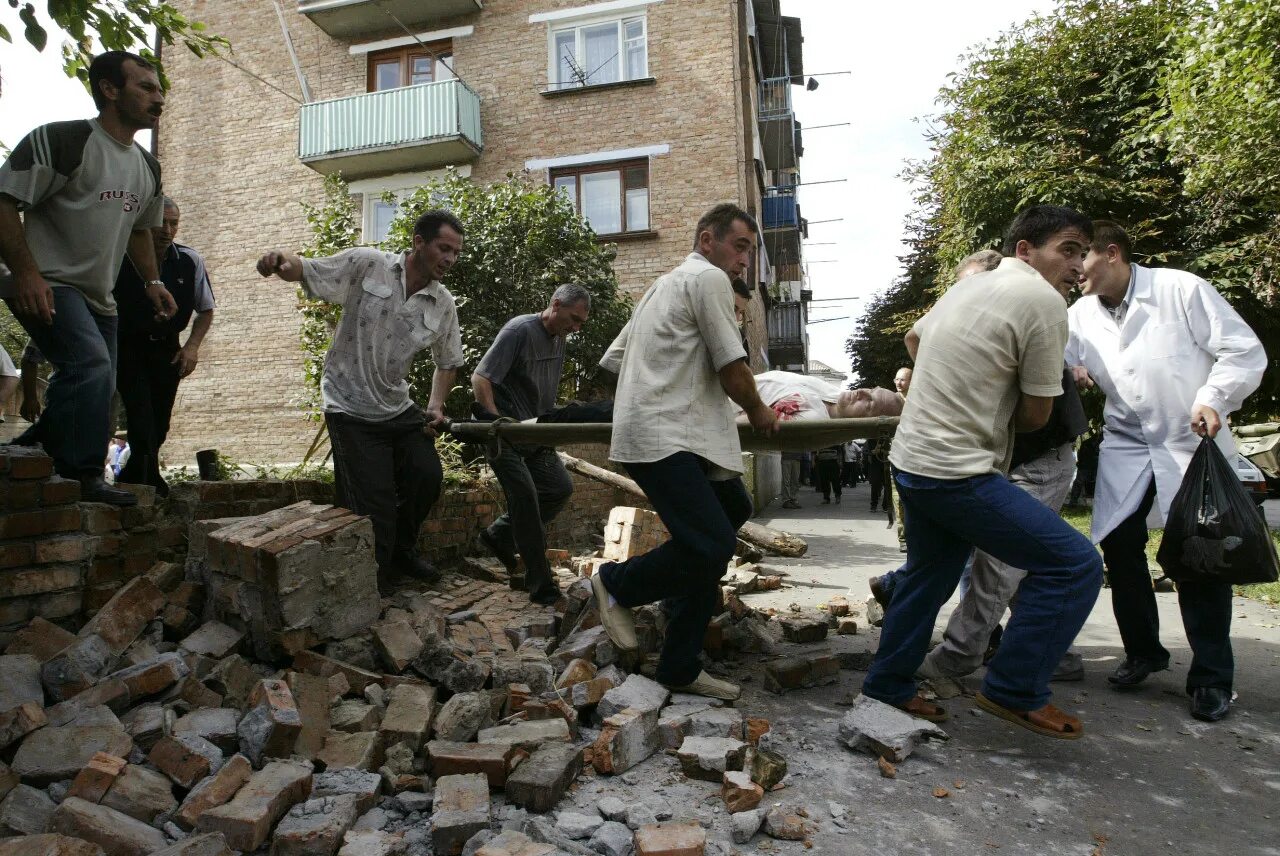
[0,0,1056,383]
[782,0,1054,383]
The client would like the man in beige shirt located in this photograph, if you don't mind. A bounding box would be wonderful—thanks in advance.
[592,203,778,701]
[861,205,1104,740]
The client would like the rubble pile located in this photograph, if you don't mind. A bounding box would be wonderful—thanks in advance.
[1,470,880,856]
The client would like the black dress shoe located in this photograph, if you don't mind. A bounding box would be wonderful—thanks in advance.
[1107,656,1169,688]
[1190,687,1231,722]
[529,584,562,606]
[80,477,138,506]
[478,528,518,574]
[396,557,442,586]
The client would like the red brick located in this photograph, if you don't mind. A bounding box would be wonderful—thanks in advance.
[0,543,35,570]
[66,752,128,804]
[79,577,166,653]
[7,452,54,480]
[79,504,122,535]
[633,822,706,856]
[5,616,78,662]
[34,534,95,565]
[174,753,253,831]
[0,507,81,539]
[149,735,216,789]
[196,759,313,851]
[0,564,82,599]
[86,556,126,586]
[427,740,516,788]
[40,477,81,506]
[0,481,41,511]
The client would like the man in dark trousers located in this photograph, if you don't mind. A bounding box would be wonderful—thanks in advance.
[472,284,591,605]
[255,210,465,591]
[815,444,843,504]
[0,51,176,505]
[590,204,779,701]
[114,196,214,496]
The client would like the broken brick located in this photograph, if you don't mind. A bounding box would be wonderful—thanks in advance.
[378,683,435,751]
[78,578,166,655]
[430,774,490,856]
[66,753,128,804]
[633,822,706,856]
[426,741,516,788]
[149,734,224,789]
[175,754,253,831]
[49,797,167,856]
[196,759,313,851]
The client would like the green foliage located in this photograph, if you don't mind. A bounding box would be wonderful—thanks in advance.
[849,0,1279,420]
[298,169,631,421]
[2,2,227,89]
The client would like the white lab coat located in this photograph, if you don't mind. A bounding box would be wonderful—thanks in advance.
[1066,264,1266,543]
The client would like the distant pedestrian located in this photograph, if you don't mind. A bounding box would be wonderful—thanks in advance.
[815,444,842,504]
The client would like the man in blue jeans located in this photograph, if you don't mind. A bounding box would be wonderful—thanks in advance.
[591,203,779,701]
[862,205,1104,739]
[0,52,176,505]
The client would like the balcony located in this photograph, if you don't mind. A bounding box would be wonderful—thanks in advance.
[298,79,482,181]
[761,187,805,263]
[767,301,807,367]
[758,78,798,170]
[298,0,481,39]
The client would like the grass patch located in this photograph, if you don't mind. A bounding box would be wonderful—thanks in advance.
[1060,504,1280,606]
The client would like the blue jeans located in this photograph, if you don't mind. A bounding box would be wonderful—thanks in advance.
[879,551,975,603]
[9,287,118,478]
[862,469,1103,711]
[599,453,752,686]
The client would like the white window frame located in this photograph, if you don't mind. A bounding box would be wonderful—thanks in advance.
[348,167,471,244]
[547,11,649,91]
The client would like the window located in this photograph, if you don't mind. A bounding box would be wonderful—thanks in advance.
[550,15,647,89]
[367,42,454,92]
[551,159,650,235]
[368,198,399,243]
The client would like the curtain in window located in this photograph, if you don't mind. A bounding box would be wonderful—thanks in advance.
[581,171,622,234]
[624,19,646,80]
[583,22,620,85]
[624,166,648,231]
[555,31,576,87]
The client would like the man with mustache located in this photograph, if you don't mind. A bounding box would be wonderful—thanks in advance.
[256,210,465,591]
[0,51,176,505]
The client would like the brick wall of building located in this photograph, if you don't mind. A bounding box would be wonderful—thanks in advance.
[157,0,771,465]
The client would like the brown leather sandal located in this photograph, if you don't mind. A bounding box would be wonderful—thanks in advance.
[894,694,949,723]
[975,693,1083,740]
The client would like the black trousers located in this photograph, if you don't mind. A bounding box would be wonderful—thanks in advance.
[325,407,443,575]
[116,337,181,495]
[867,461,890,510]
[816,460,841,500]
[599,453,752,685]
[485,442,573,598]
[1101,477,1234,692]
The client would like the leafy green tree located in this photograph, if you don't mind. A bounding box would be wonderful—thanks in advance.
[299,170,631,420]
[848,0,1279,419]
[1,1,226,86]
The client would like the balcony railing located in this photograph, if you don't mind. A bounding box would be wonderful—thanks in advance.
[298,79,482,180]
[762,187,799,230]
[298,0,482,39]
[758,77,797,170]
[767,301,806,366]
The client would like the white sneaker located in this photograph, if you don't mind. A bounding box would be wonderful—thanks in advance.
[664,670,741,701]
[591,572,638,651]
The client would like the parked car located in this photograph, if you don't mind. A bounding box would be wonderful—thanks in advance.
[1233,453,1270,508]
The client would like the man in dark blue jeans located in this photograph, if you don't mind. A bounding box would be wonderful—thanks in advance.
[863,205,1104,739]
[591,204,778,700]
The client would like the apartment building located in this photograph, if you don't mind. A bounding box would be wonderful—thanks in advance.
[157,0,808,461]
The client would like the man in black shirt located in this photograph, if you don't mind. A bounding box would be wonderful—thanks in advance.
[114,196,214,496]
[472,284,590,605]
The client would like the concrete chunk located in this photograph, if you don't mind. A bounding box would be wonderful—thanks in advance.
[179,623,243,660]
[431,692,493,743]
[473,831,555,856]
[311,770,381,816]
[49,797,168,856]
[42,636,112,703]
[173,709,239,755]
[370,621,421,674]
[837,695,948,762]
[476,718,570,752]
[591,707,659,775]
[0,783,56,835]
[633,822,705,856]
[0,701,48,750]
[196,759,313,851]
[106,653,189,701]
[238,680,302,766]
[676,736,746,782]
[335,830,405,856]
[317,731,381,772]
[597,674,669,721]
[0,654,44,713]
[430,774,489,856]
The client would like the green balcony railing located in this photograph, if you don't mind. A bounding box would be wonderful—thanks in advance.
[298,79,482,179]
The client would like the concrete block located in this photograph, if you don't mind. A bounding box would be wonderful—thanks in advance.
[587,822,632,856]
[597,674,669,721]
[473,831,556,856]
[335,830,405,856]
[238,680,302,766]
[779,615,828,644]
[763,806,808,841]
[120,705,165,751]
[762,654,839,694]
[310,770,381,816]
[720,770,762,813]
[837,695,948,762]
[431,692,493,743]
[675,737,746,782]
[179,624,243,660]
[0,701,47,750]
[173,709,239,755]
[42,635,112,703]
[370,621,421,674]
[730,809,764,844]
[0,834,105,856]
[0,654,44,713]
[147,834,232,856]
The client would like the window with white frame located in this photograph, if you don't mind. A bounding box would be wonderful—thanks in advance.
[551,14,647,90]
[352,169,467,244]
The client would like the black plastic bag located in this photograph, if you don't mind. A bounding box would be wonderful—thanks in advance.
[1157,436,1280,585]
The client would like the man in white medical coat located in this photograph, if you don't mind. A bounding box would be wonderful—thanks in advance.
[1068,220,1266,722]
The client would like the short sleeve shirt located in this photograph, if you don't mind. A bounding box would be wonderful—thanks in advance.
[602,252,748,476]
[301,247,464,421]
[474,314,565,421]
[0,119,163,314]
[890,257,1068,478]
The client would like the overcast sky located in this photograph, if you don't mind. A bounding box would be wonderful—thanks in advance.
[1,0,1054,383]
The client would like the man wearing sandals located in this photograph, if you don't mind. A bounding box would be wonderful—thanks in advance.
[590,203,779,701]
[1069,221,1265,722]
[860,205,1104,739]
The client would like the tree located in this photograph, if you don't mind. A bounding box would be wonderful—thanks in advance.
[2,1,226,86]
[298,170,632,420]
[847,0,1279,420]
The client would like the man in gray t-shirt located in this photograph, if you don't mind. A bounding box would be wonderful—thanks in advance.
[0,51,175,506]
[471,285,590,605]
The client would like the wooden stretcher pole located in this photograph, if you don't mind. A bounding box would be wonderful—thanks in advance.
[557,452,808,558]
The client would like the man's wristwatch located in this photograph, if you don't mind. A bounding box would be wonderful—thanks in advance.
[146,280,164,289]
